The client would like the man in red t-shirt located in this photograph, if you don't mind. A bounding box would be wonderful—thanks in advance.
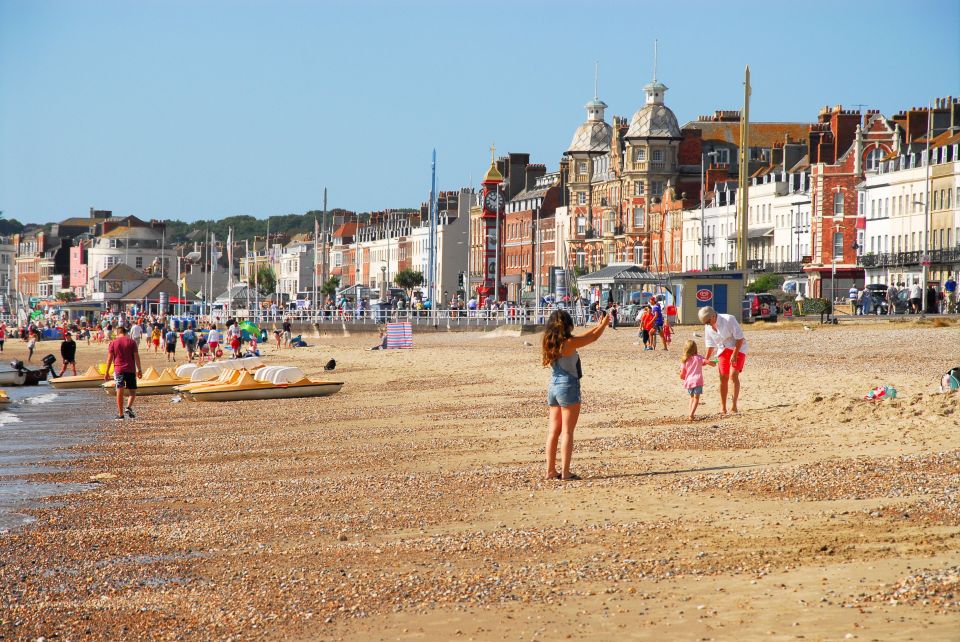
[104,325,142,420]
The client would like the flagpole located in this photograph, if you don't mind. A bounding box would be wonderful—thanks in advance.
[227,227,234,319]
[245,239,251,318]
[204,228,209,321]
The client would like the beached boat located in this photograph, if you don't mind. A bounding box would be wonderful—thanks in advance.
[50,365,110,389]
[101,367,189,396]
[180,367,343,402]
[0,369,27,386]
[0,357,55,386]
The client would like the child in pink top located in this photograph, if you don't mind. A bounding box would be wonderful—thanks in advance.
[679,340,713,421]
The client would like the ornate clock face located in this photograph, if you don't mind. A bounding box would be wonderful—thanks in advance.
[484,191,503,212]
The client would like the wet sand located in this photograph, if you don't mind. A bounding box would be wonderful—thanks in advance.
[1,321,958,641]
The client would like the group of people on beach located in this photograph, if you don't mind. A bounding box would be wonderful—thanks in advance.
[541,305,746,481]
[635,301,673,351]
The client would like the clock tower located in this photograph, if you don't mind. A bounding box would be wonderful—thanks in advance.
[477,146,504,305]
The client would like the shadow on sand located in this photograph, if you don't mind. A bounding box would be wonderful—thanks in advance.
[589,463,758,481]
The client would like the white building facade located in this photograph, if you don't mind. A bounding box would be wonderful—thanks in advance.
[859,141,960,287]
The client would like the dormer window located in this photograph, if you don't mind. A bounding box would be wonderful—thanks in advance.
[865,147,884,171]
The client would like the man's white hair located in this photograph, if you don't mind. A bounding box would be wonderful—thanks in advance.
[697,306,716,324]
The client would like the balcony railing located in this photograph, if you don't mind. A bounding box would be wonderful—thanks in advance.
[766,261,803,274]
[857,247,960,268]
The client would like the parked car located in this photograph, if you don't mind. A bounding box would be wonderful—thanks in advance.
[864,284,910,314]
[744,293,778,322]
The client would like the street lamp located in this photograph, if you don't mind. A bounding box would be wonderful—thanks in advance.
[700,151,718,270]
[914,199,930,316]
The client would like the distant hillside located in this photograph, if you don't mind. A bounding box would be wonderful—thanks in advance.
[164,210,354,243]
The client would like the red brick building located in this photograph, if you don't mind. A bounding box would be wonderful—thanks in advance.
[805,106,898,298]
[502,164,565,301]
[647,185,691,274]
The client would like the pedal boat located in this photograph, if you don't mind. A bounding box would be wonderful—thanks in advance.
[51,365,111,389]
[180,368,343,402]
[101,367,189,396]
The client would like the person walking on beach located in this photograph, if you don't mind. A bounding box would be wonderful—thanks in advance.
[679,340,712,421]
[661,320,673,351]
[164,328,178,362]
[104,325,141,420]
[182,326,198,362]
[698,306,748,416]
[0,322,6,352]
[26,330,37,362]
[58,332,78,377]
[150,326,162,353]
[207,324,221,358]
[130,321,143,346]
[650,299,664,349]
[541,309,610,481]
[282,318,292,349]
[638,305,655,350]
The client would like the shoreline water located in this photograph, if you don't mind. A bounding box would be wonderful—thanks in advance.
[0,384,107,533]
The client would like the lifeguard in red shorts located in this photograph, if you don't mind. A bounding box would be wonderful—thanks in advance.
[698,306,748,415]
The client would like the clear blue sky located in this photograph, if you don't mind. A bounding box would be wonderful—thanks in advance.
[1,0,958,224]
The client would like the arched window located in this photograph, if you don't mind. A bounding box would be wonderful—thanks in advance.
[833,192,844,216]
[865,147,885,170]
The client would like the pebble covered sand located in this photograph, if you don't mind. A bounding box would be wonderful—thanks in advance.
[1,320,959,640]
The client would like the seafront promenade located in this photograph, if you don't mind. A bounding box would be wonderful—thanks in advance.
[1,319,958,640]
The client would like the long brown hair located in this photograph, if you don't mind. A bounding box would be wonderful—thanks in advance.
[542,310,574,366]
[680,339,698,365]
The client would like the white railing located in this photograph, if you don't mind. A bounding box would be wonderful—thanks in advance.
[212,307,595,328]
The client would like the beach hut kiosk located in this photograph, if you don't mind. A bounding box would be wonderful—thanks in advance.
[668,270,746,324]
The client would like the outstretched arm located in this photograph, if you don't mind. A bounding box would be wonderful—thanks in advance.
[565,312,610,350]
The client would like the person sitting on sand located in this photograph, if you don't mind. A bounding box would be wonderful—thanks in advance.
[698,306,748,415]
[370,327,388,350]
[541,309,610,482]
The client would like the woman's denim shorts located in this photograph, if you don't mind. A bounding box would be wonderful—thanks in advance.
[547,378,581,407]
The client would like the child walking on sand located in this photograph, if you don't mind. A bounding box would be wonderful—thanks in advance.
[661,321,673,351]
[679,340,713,421]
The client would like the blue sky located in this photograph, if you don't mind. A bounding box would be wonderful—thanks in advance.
[1,0,958,224]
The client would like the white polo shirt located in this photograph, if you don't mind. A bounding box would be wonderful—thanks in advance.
[704,313,748,354]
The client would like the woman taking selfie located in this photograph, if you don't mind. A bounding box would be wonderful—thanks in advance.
[541,309,610,481]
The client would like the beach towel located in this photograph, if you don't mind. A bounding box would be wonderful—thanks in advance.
[385,322,413,349]
[864,385,896,401]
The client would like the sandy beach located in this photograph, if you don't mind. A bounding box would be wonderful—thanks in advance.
[1,320,958,641]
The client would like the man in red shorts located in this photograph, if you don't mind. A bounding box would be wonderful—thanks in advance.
[104,325,143,420]
[698,306,748,415]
